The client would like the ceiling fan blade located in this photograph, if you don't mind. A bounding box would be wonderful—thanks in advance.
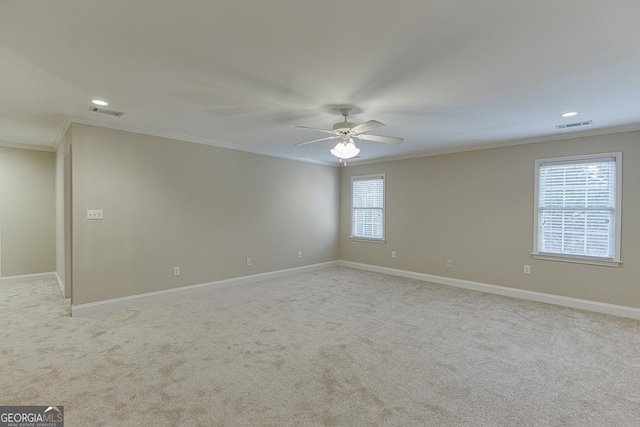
[350,120,384,134]
[294,135,340,146]
[357,134,404,144]
[294,125,335,134]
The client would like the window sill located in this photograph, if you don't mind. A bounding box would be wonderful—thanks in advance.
[532,253,621,267]
[350,237,386,244]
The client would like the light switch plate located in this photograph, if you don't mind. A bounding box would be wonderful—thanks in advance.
[87,209,103,220]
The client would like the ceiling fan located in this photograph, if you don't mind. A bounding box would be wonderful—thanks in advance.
[294,107,404,160]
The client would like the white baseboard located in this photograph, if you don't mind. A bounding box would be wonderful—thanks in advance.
[71,261,338,317]
[54,272,66,298]
[339,260,640,320]
[0,271,56,285]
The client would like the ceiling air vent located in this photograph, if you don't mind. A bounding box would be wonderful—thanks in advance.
[88,106,124,117]
[555,120,592,130]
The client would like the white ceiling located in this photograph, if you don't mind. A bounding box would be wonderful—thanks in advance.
[2,1,640,164]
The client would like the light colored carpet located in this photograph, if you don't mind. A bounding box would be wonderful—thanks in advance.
[1,267,640,426]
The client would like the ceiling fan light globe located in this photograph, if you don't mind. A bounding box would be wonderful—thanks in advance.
[330,141,360,160]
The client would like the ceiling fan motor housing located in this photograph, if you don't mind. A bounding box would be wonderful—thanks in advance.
[333,121,356,133]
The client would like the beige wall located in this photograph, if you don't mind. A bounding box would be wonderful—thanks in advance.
[0,146,55,276]
[339,131,640,308]
[71,124,339,305]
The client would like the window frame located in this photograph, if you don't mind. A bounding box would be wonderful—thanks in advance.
[350,174,386,243]
[532,152,622,267]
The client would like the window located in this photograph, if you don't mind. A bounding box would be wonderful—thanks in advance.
[533,152,622,266]
[351,174,385,241]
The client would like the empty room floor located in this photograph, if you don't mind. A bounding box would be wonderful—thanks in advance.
[2,267,639,426]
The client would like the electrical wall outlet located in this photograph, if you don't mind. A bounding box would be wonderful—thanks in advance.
[246,258,252,266]
[391,251,397,259]
[173,267,180,276]
[524,265,531,275]
[297,251,303,259]
[446,259,453,267]
[86,209,104,220]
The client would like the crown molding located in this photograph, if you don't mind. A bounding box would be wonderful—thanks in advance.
[0,140,54,152]
[68,116,338,167]
[10,115,637,166]
[345,123,640,167]
[0,115,70,153]
[52,115,72,151]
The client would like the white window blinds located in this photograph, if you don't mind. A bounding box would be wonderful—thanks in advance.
[537,156,617,259]
[352,175,384,240]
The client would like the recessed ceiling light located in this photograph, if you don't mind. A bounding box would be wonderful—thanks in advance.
[91,99,108,106]
[561,111,579,118]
